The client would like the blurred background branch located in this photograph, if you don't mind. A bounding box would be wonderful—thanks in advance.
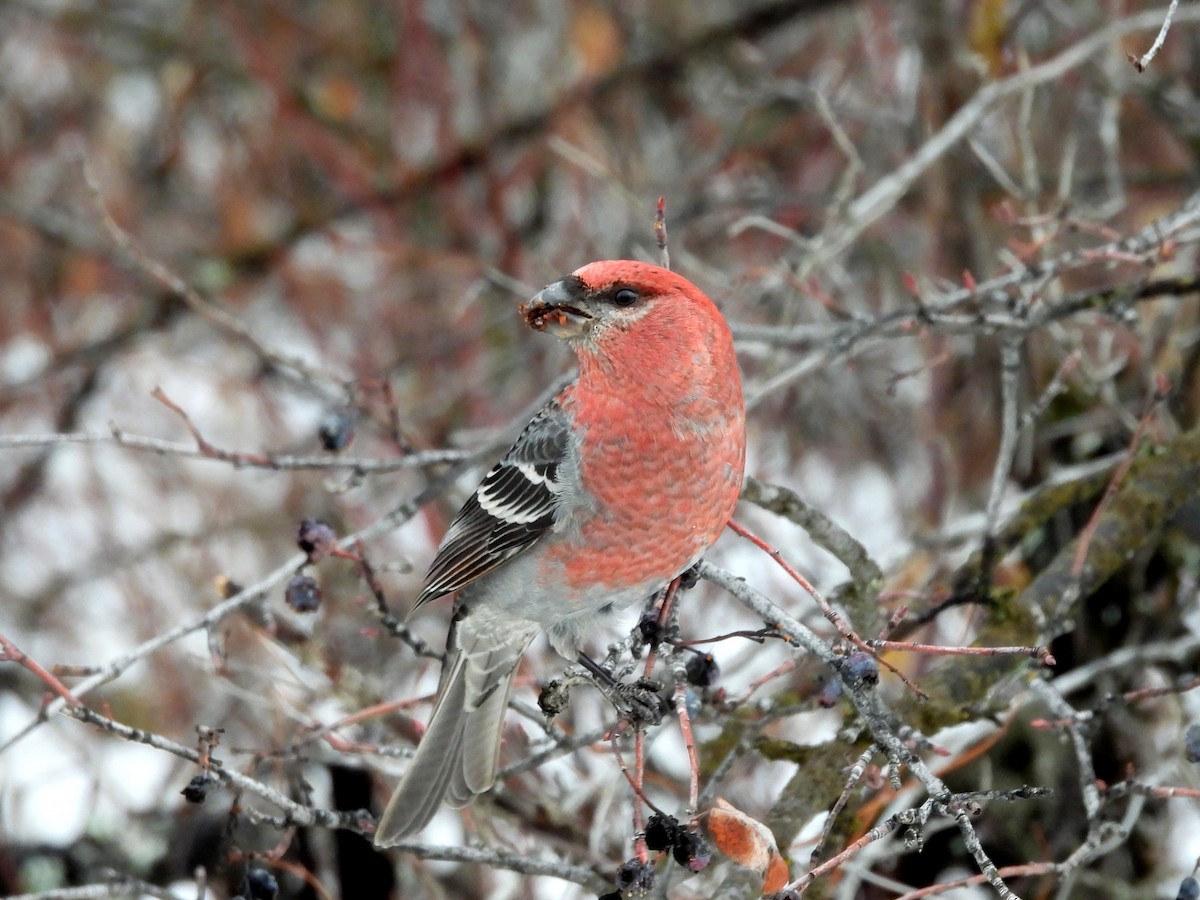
[3,2,1200,898]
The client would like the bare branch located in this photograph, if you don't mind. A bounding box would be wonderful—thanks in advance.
[800,5,1200,271]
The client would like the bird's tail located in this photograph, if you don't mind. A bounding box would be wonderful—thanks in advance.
[374,622,537,846]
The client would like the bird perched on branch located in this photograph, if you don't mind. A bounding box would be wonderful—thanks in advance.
[375,260,745,845]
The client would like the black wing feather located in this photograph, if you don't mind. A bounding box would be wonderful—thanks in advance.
[414,401,570,608]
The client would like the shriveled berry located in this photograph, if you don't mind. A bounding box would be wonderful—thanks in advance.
[297,519,337,563]
[644,813,681,852]
[685,652,720,687]
[672,830,711,872]
[538,678,571,719]
[613,858,654,894]
[242,867,279,900]
[318,410,355,452]
[180,773,215,804]
[637,609,662,647]
[285,574,322,613]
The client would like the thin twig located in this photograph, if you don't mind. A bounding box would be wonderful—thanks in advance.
[982,337,1024,573]
[865,639,1055,666]
[655,196,670,270]
[1129,0,1180,71]
[0,634,84,707]
[353,539,443,661]
[1029,678,1101,822]
[672,663,701,814]
[0,428,468,472]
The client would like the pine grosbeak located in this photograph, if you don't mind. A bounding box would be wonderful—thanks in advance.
[375,260,745,845]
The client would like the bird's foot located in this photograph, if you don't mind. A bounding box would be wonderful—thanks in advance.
[577,653,669,727]
[606,676,670,727]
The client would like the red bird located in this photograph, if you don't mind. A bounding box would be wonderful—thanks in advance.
[375,260,746,845]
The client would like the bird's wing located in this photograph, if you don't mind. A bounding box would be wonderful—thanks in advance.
[413,399,571,608]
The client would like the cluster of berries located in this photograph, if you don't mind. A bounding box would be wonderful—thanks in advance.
[599,813,712,898]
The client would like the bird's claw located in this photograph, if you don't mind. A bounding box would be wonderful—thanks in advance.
[607,677,670,727]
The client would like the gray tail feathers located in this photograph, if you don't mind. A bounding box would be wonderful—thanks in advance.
[374,624,536,846]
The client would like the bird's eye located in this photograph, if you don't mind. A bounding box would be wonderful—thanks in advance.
[612,288,638,307]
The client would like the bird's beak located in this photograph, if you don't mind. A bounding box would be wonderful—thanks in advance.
[520,280,593,338]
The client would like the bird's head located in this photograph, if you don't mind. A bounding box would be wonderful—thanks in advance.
[520,260,720,349]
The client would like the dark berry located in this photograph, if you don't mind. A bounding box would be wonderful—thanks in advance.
[1185,725,1200,763]
[817,677,843,708]
[318,410,355,452]
[637,609,662,647]
[677,565,701,590]
[685,652,720,687]
[180,773,215,804]
[613,858,654,894]
[242,867,279,900]
[672,830,711,872]
[285,574,322,613]
[644,813,681,852]
[1178,876,1200,900]
[841,651,878,688]
[297,519,337,563]
[597,893,622,900]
